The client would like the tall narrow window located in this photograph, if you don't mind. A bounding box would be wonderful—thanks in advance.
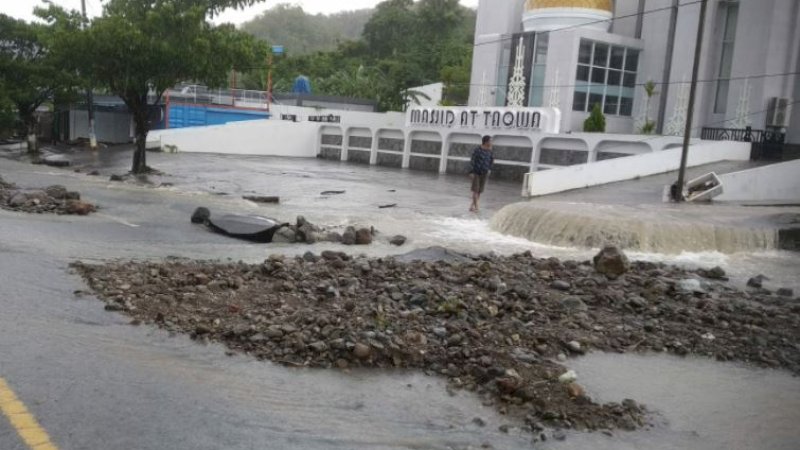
[714,1,739,114]
[495,41,512,106]
[528,33,549,107]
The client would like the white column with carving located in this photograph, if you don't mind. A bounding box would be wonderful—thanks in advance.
[478,71,489,107]
[731,78,751,129]
[506,37,527,108]
[547,69,560,109]
[665,78,689,136]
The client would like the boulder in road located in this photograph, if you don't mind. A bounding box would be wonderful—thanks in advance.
[593,246,630,278]
[191,207,211,224]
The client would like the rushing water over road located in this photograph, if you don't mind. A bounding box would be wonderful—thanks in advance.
[0,148,798,449]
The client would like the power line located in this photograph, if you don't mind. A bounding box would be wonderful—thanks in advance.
[469,0,703,51]
[445,71,800,90]
[237,0,703,71]
[624,98,800,147]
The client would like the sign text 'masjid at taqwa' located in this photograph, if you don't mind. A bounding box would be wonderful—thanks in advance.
[406,107,560,133]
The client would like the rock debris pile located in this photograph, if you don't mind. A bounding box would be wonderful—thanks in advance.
[72,246,800,435]
[0,175,96,215]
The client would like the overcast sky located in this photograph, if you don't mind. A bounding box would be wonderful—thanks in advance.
[4,0,480,25]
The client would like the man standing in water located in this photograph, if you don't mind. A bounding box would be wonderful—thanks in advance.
[469,135,494,212]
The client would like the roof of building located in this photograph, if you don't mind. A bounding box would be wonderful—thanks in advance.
[525,0,613,12]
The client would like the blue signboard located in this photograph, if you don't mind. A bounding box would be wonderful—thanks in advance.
[271,45,284,55]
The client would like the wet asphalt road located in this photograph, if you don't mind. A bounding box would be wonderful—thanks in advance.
[0,151,538,450]
[1,147,799,450]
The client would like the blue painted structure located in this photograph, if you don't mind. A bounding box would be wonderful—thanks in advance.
[168,103,269,129]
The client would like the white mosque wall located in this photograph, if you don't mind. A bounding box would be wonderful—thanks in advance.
[716,159,800,204]
[149,104,716,187]
[523,140,752,197]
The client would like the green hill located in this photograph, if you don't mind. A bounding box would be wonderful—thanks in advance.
[240,4,374,55]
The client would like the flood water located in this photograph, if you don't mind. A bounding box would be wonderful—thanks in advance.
[554,353,800,450]
[47,148,800,292]
[1,148,798,449]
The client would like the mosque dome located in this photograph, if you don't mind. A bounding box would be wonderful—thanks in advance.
[523,0,613,33]
[525,0,613,13]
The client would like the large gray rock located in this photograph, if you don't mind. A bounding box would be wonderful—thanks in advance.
[593,246,630,278]
[355,228,373,245]
[45,185,68,199]
[389,235,407,246]
[206,214,285,243]
[191,207,210,224]
[296,216,319,243]
[676,278,705,294]
[747,275,768,289]
[342,226,357,246]
[272,226,298,244]
[7,192,28,207]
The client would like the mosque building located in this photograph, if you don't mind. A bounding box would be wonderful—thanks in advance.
[468,0,800,147]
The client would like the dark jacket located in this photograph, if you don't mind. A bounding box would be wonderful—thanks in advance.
[470,146,494,175]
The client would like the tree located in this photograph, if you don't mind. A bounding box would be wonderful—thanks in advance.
[0,13,80,152]
[640,80,657,134]
[362,0,415,58]
[238,0,477,113]
[44,0,267,174]
[583,103,606,132]
[0,82,15,138]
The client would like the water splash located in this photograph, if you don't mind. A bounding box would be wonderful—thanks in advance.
[490,202,779,254]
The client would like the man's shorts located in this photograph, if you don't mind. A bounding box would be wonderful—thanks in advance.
[471,173,488,193]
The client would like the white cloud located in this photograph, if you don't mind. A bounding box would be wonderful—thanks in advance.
[2,0,480,25]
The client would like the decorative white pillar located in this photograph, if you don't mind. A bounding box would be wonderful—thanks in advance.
[402,132,412,169]
[478,71,489,107]
[370,130,379,165]
[665,77,689,136]
[506,37,527,108]
[547,69,560,109]
[341,128,350,162]
[732,78,752,129]
[439,132,451,174]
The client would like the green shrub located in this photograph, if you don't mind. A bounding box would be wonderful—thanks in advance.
[641,119,656,135]
[583,103,606,132]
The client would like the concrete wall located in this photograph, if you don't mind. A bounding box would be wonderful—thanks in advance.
[149,106,716,188]
[789,25,800,145]
[523,140,752,197]
[717,159,800,204]
[149,120,319,157]
[318,115,689,182]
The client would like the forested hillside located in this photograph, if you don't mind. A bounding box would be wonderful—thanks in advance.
[240,4,373,55]
[238,0,476,112]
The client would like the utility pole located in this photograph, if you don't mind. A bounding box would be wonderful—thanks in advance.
[675,0,708,201]
[81,0,97,150]
[267,51,273,113]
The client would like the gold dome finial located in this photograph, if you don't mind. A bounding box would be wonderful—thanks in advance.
[525,0,613,12]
